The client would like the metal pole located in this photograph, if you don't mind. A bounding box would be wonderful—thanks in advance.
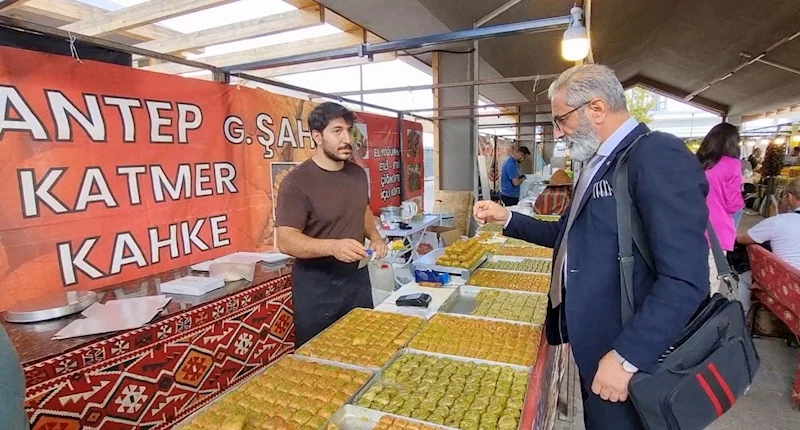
[221,16,571,72]
[332,73,560,97]
[476,0,524,28]
[232,72,433,123]
[686,29,800,101]
[397,112,405,201]
[404,100,551,113]
[752,57,800,76]
[0,17,437,128]
[430,112,551,121]
[479,121,551,128]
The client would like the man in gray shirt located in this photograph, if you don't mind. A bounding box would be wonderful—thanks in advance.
[0,326,29,429]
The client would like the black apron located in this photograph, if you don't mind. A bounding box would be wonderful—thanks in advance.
[292,257,373,347]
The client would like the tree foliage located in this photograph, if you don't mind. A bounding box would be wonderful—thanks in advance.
[626,87,657,124]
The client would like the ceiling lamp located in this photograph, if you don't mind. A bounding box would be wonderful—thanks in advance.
[561,7,590,62]
[774,136,787,145]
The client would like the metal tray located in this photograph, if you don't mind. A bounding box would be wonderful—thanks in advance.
[464,269,551,296]
[328,404,457,430]
[351,349,533,430]
[295,307,426,370]
[413,248,489,279]
[173,354,375,430]
[439,286,545,326]
[479,255,552,274]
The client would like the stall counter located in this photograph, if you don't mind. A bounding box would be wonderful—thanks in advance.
[4,262,295,430]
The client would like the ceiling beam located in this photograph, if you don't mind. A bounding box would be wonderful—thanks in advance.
[134,6,322,54]
[742,103,800,123]
[321,7,359,32]
[2,0,198,49]
[245,52,397,79]
[61,0,237,37]
[622,75,728,116]
[281,0,317,9]
[0,15,221,73]
[0,0,28,11]
[140,29,375,75]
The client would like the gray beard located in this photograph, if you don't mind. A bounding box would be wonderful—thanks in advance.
[566,113,600,163]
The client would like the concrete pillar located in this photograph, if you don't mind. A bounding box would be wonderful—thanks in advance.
[435,49,476,192]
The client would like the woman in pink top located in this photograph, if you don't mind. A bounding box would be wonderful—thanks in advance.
[697,123,744,292]
[697,123,745,251]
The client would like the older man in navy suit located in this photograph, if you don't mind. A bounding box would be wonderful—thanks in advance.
[474,64,710,430]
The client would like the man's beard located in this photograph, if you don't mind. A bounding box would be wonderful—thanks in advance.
[322,143,352,162]
[565,113,600,163]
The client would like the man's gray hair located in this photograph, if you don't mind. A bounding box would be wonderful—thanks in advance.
[548,64,628,113]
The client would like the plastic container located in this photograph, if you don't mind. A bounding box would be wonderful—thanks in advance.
[369,261,396,306]
[438,212,454,228]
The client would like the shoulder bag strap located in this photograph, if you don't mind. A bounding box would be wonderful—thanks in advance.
[614,133,654,325]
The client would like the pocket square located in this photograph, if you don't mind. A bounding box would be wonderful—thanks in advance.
[592,180,614,199]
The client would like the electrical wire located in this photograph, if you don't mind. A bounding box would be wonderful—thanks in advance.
[397,48,476,57]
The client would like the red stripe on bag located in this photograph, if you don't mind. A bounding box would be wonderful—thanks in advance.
[708,363,736,405]
[696,373,723,417]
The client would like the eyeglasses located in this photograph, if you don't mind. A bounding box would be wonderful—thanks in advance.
[552,101,590,132]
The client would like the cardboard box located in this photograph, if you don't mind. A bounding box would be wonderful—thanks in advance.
[415,226,461,257]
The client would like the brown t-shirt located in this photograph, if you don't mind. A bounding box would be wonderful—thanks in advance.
[276,160,369,244]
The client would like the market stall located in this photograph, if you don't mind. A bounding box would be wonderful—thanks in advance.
[5,263,295,429]
[172,232,562,430]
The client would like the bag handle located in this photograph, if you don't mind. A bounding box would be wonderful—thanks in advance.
[615,133,737,325]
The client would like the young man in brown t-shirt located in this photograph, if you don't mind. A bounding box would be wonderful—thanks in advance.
[276,102,388,346]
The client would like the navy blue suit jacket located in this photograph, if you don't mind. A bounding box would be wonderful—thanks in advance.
[505,124,710,379]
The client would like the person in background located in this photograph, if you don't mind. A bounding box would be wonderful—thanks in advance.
[0,326,29,430]
[533,169,573,216]
[276,102,388,346]
[748,147,763,171]
[784,146,800,166]
[696,123,745,294]
[499,146,531,206]
[738,178,800,270]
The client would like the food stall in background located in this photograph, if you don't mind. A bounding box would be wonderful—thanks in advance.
[175,227,564,430]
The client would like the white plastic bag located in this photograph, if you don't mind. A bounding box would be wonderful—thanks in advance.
[209,262,256,282]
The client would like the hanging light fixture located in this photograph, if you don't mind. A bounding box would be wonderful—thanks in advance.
[561,6,590,62]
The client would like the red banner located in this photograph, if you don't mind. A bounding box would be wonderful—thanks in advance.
[0,46,423,309]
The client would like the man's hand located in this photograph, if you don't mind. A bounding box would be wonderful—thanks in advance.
[330,239,368,263]
[591,351,635,402]
[369,237,389,259]
[473,200,511,226]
